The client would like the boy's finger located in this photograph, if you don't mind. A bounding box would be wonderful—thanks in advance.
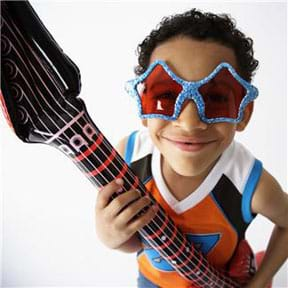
[108,189,142,218]
[117,196,151,224]
[96,178,124,210]
[127,205,158,233]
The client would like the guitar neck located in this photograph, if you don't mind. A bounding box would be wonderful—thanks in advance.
[41,109,240,288]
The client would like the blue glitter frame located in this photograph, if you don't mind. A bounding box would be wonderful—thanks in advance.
[125,60,259,124]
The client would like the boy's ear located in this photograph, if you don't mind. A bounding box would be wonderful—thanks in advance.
[236,102,254,131]
[142,119,148,127]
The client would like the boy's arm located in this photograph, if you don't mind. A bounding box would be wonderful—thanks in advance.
[247,168,288,288]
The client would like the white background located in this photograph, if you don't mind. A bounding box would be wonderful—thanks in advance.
[0,1,287,287]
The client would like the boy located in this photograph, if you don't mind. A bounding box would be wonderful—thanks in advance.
[94,9,288,288]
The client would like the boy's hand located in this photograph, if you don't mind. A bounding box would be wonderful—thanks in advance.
[95,178,157,250]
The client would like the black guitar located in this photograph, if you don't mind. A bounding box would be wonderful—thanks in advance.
[1,2,254,287]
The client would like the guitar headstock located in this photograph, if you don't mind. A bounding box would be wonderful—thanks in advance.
[1,1,82,144]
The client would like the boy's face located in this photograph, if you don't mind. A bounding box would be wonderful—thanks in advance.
[144,36,253,177]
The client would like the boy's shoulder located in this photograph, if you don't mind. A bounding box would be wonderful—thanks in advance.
[251,168,287,221]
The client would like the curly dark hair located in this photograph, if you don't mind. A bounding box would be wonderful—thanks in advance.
[135,9,258,82]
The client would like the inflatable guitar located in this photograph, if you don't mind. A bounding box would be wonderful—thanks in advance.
[0,2,255,287]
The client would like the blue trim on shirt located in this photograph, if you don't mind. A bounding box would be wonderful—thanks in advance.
[242,159,263,223]
[143,176,152,185]
[124,130,138,165]
[138,272,159,288]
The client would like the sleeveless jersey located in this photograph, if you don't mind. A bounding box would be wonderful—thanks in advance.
[125,129,263,288]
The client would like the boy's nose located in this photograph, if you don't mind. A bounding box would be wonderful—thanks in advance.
[173,100,208,131]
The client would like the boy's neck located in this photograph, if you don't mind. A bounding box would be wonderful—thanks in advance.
[161,156,218,201]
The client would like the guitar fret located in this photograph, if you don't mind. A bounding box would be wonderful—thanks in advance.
[166,235,189,261]
[151,220,178,250]
[129,175,140,190]
[114,162,129,180]
[74,133,104,161]
[87,149,117,177]
[45,110,85,144]
[143,208,169,239]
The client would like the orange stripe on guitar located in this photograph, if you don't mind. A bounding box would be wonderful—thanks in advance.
[152,223,178,250]
[131,174,140,190]
[180,249,206,276]
[145,213,169,240]
[115,163,129,180]
[87,149,117,177]
[165,237,190,261]
[74,133,104,162]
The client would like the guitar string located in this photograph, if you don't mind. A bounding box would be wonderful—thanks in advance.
[4,17,237,288]
[3,15,238,288]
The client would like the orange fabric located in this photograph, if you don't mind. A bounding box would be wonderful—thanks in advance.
[138,252,192,288]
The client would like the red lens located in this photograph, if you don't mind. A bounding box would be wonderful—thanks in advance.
[199,68,247,119]
[137,64,182,117]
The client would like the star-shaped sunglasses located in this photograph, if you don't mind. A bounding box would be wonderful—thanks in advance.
[126,60,258,124]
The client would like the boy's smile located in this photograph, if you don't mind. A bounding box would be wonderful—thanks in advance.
[161,134,217,153]
[144,36,253,194]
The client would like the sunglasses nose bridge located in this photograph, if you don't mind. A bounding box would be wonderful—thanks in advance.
[184,83,199,102]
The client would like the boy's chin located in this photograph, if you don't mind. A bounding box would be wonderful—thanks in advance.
[168,159,215,178]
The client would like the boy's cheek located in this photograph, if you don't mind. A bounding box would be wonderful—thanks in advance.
[213,123,237,148]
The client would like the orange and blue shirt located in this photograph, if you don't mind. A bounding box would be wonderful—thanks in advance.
[125,129,262,288]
